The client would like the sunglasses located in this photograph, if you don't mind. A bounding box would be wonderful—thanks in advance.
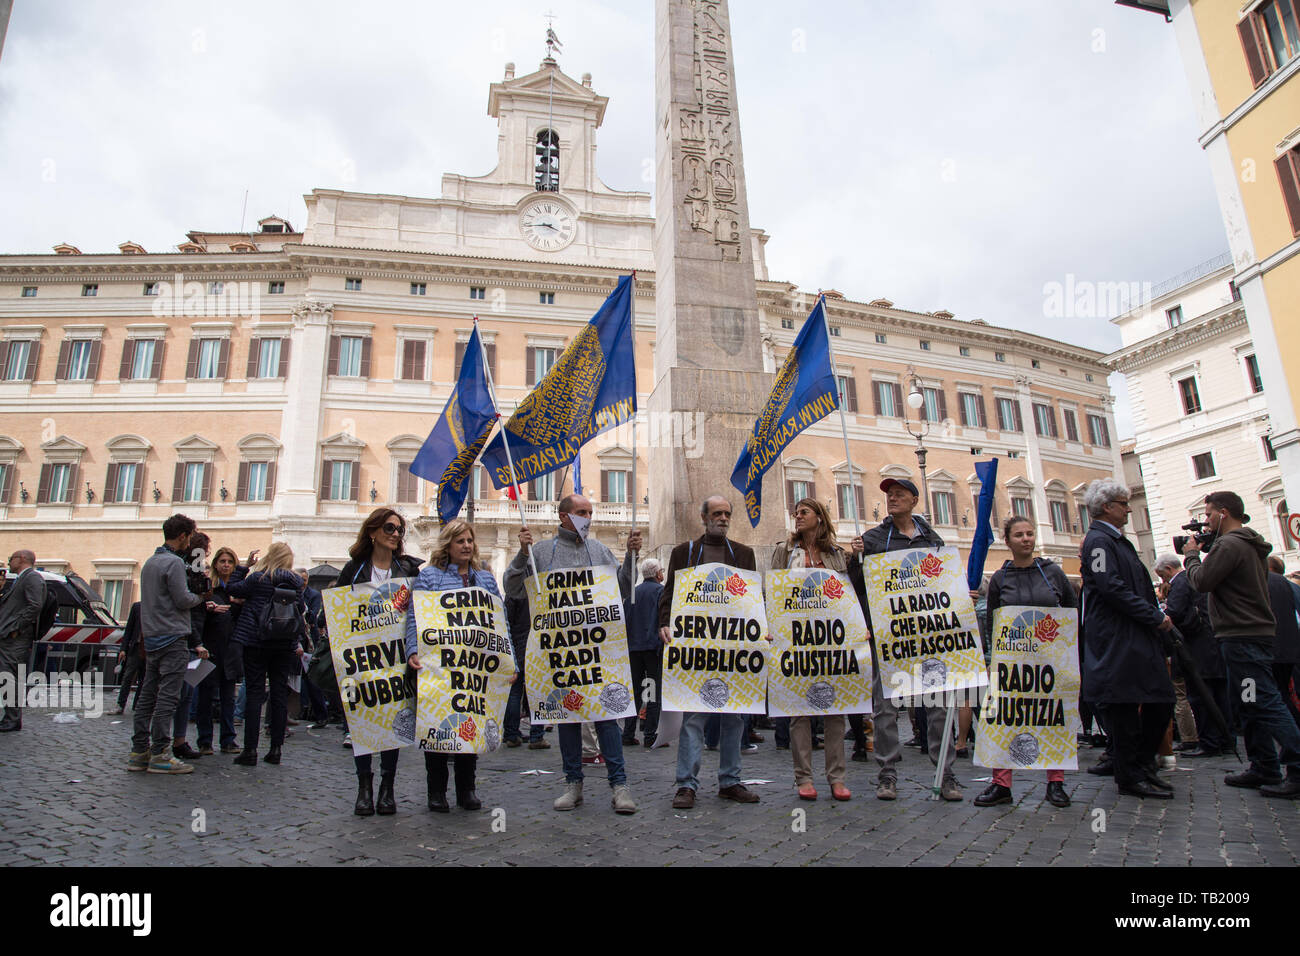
[381,522,405,536]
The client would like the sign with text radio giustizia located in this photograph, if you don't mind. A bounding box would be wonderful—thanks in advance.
[974,605,1080,771]
[765,568,873,717]
[662,563,768,714]
[524,566,637,724]
[862,547,988,699]
[412,586,516,754]
[323,579,417,756]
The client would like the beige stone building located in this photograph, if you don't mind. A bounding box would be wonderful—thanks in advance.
[0,59,1120,619]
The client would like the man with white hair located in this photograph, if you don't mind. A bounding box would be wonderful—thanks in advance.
[623,557,665,748]
[1079,479,1176,799]
[1155,552,1229,758]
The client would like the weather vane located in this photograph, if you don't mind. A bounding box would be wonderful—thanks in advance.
[544,11,562,61]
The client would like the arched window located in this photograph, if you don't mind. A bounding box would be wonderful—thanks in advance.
[534,129,559,192]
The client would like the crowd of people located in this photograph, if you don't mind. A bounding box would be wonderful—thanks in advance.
[5,470,1298,818]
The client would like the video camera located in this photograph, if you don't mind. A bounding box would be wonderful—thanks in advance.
[1172,518,1215,554]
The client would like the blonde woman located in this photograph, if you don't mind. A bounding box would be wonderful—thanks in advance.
[226,542,308,767]
[404,519,512,812]
[771,497,853,802]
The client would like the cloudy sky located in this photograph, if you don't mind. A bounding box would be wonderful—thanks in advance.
[0,1,1229,435]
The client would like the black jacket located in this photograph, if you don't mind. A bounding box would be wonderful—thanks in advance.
[658,536,757,630]
[984,558,1076,636]
[1268,572,1300,665]
[1165,570,1222,679]
[848,514,945,636]
[227,569,308,649]
[121,602,142,659]
[334,554,423,589]
[1079,523,1172,704]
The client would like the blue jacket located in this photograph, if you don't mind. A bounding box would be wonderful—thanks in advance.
[403,564,501,659]
[227,568,308,649]
[625,578,664,652]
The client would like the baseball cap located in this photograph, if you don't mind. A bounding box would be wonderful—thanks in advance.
[880,478,919,496]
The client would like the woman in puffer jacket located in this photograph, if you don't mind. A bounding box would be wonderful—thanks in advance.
[226,542,308,767]
[974,515,1078,809]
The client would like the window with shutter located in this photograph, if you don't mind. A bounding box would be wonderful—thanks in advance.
[401,340,426,381]
[1240,14,1272,86]
[1277,149,1300,236]
[359,338,372,378]
[236,462,249,501]
[55,341,71,380]
[0,464,10,504]
[327,335,341,376]
[1063,409,1079,442]
[103,463,120,503]
[149,340,165,380]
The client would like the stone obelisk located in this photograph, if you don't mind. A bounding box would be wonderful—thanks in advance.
[649,0,786,557]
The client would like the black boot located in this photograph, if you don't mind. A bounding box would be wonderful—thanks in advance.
[426,753,450,812]
[376,774,396,815]
[354,773,375,816]
[233,748,257,766]
[1045,780,1070,807]
[973,783,1013,806]
[454,755,481,810]
[264,745,282,765]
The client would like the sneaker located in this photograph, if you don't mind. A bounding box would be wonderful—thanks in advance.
[342,733,352,749]
[126,750,149,772]
[876,777,897,801]
[1157,755,1176,770]
[741,743,759,753]
[940,776,963,801]
[147,753,194,774]
[672,786,696,809]
[611,784,638,814]
[528,739,551,750]
[553,781,583,811]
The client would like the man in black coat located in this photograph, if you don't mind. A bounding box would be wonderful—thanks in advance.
[1266,555,1300,731]
[1158,554,1231,756]
[1079,479,1175,799]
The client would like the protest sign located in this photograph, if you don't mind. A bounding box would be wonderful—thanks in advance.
[662,563,767,714]
[862,547,987,699]
[524,566,636,724]
[765,568,873,717]
[412,586,517,754]
[323,579,417,756]
[975,605,1080,771]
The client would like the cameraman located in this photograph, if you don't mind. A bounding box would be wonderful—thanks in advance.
[1182,491,1300,798]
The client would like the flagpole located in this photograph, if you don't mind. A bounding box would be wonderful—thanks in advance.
[819,293,862,541]
[476,316,540,589]
[629,271,639,607]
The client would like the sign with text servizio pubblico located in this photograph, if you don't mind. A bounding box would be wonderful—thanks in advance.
[662,563,768,714]
[765,568,873,717]
[323,579,417,756]
[974,605,1081,771]
[862,547,987,698]
[524,565,636,724]
[412,586,517,755]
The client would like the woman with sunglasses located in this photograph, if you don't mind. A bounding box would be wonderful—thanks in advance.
[404,518,513,813]
[335,508,424,816]
[771,497,853,802]
[974,515,1077,808]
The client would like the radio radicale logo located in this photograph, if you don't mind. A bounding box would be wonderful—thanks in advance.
[1007,609,1060,645]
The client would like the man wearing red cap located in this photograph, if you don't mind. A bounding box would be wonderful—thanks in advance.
[848,477,962,801]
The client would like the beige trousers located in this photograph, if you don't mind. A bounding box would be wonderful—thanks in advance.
[791,714,846,786]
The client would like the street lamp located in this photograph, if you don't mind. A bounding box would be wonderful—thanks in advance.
[903,366,931,518]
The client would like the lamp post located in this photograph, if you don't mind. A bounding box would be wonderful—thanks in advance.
[903,366,931,518]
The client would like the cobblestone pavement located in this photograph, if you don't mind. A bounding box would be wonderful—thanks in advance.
[1,707,1297,866]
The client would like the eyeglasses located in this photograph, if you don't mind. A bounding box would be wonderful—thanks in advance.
[381,522,405,536]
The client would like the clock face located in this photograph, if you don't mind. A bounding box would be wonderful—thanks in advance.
[519,201,576,251]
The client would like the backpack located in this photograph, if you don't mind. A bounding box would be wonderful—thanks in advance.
[256,583,305,644]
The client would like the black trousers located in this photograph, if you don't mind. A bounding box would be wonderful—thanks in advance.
[1274,663,1300,732]
[624,649,662,740]
[1189,676,1231,751]
[242,643,297,750]
[425,751,476,794]
[1106,702,1174,788]
[116,652,144,709]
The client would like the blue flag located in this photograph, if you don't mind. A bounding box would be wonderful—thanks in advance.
[481,274,636,488]
[410,325,498,524]
[730,298,839,527]
[967,458,999,590]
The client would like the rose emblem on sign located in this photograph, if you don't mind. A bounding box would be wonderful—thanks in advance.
[918,554,944,579]
[1034,616,1059,643]
[724,573,747,597]
[563,690,585,712]
[457,717,477,742]
[391,585,411,613]
[821,578,844,600]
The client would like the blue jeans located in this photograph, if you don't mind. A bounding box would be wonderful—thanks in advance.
[234,680,246,720]
[1221,641,1300,778]
[559,720,626,786]
[676,712,744,791]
